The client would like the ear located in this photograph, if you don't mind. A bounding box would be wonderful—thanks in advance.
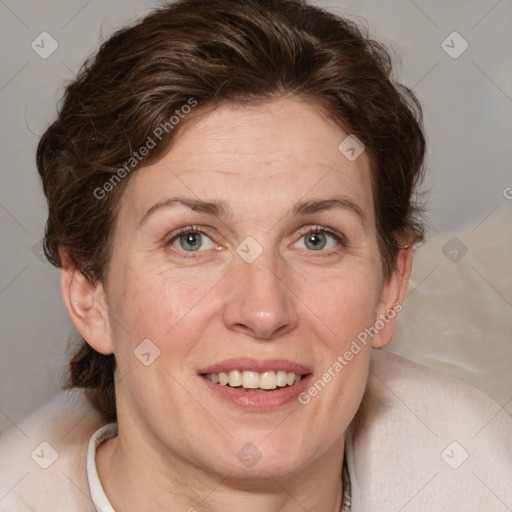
[58,246,113,355]
[371,243,414,348]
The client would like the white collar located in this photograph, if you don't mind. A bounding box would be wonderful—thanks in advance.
[87,422,118,512]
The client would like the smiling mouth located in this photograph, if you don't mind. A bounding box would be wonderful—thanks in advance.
[203,370,306,392]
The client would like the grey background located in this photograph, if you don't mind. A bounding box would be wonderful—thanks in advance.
[1,0,511,432]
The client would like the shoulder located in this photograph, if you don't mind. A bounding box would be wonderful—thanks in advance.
[0,388,109,511]
[346,349,512,511]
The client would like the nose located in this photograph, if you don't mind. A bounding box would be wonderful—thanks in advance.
[222,254,299,340]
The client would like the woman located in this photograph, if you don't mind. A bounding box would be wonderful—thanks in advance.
[0,0,510,510]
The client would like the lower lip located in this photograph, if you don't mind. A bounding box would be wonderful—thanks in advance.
[200,375,313,412]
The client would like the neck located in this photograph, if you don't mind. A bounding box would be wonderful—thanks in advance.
[96,426,346,512]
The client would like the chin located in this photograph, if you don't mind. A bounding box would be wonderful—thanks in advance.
[207,432,321,480]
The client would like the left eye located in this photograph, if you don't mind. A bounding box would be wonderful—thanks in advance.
[295,228,342,251]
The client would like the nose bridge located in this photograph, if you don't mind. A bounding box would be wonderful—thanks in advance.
[222,244,298,339]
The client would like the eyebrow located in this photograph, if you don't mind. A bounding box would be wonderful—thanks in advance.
[138,195,367,227]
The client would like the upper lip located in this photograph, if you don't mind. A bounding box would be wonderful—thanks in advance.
[197,358,312,375]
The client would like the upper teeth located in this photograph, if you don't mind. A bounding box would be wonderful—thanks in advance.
[205,370,303,390]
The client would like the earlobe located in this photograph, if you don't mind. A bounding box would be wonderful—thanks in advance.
[371,244,414,348]
[58,247,113,355]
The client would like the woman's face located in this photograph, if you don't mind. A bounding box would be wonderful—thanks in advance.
[95,96,402,478]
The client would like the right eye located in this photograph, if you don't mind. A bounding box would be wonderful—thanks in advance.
[165,225,217,255]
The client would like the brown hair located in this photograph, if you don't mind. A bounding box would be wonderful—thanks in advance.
[37,0,427,421]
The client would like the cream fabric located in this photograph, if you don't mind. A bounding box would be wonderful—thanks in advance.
[1,349,510,511]
[388,201,512,408]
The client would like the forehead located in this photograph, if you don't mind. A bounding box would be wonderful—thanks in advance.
[119,96,374,223]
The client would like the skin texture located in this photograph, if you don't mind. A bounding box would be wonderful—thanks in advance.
[59,96,413,512]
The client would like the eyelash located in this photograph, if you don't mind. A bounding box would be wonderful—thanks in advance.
[165,224,346,258]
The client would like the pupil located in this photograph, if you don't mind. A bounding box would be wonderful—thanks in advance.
[307,232,326,250]
[181,233,201,251]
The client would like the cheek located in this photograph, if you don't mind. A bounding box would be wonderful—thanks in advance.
[295,258,383,345]
[107,260,221,359]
